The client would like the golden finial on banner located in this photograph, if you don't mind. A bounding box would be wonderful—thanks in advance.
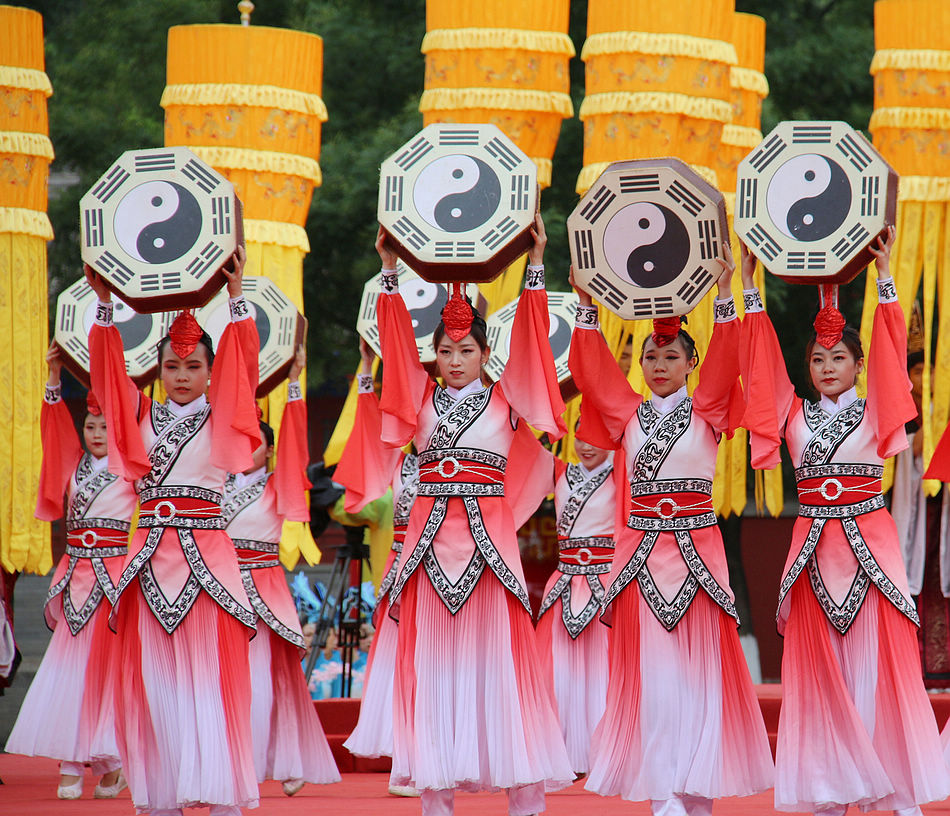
[238,0,254,26]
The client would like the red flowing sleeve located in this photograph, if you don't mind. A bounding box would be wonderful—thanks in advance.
[208,311,260,474]
[867,292,916,459]
[336,389,403,514]
[739,297,796,470]
[692,311,744,438]
[89,321,151,481]
[568,318,640,449]
[925,423,950,481]
[35,395,83,521]
[273,391,311,522]
[498,285,566,440]
[504,426,559,529]
[377,288,432,448]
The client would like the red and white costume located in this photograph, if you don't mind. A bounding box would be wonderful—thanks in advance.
[569,297,773,814]
[741,278,950,813]
[535,451,615,775]
[223,381,340,787]
[337,376,418,759]
[5,384,136,778]
[89,297,261,814]
[376,266,574,815]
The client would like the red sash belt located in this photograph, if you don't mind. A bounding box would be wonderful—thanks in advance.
[416,448,506,498]
[627,478,716,531]
[65,526,129,559]
[137,486,225,530]
[795,464,884,518]
[558,536,614,574]
[232,538,280,569]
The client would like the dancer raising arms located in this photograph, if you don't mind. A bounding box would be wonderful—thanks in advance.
[223,344,340,796]
[376,214,574,816]
[569,246,773,816]
[85,249,261,816]
[6,342,134,800]
[741,227,950,816]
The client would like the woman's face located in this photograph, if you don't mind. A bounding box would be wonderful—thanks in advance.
[83,414,108,458]
[244,439,274,475]
[574,437,609,470]
[435,334,489,389]
[809,341,863,400]
[641,336,695,398]
[161,344,210,405]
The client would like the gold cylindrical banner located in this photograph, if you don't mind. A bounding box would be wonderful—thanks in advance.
[0,4,53,574]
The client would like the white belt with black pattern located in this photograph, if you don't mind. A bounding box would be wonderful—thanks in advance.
[798,494,885,519]
[137,485,225,530]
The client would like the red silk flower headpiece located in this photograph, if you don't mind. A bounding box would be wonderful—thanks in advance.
[86,391,102,416]
[441,282,475,342]
[814,284,846,349]
[651,316,682,347]
[168,309,204,359]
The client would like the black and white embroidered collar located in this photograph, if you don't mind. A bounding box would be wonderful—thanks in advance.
[230,466,267,492]
[819,386,859,417]
[165,394,208,417]
[651,385,688,416]
[445,380,486,402]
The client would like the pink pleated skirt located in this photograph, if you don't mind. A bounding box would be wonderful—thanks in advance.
[5,600,118,764]
[345,592,398,758]
[536,600,608,775]
[248,620,340,785]
[586,585,773,802]
[776,578,950,812]
[112,584,258,811]
[392,569,574,793]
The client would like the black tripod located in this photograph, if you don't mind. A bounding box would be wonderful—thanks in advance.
[303,524,372,697]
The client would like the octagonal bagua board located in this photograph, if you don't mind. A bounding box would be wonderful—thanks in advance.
[357,261,485,367]
[734,121,897,285]
[567,158,729,320]
[377,123,538,284]
[79,147,244,313]
[483,291,579,401]
[55,277,173,388]
[196,276,306,398]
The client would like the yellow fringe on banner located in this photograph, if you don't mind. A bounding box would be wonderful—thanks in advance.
[581,31,737,64]
[578,91,733,123]
[0,207,53,240]
[0,131,53,160]
[899,176,950,202]
[419,87,574,117]
[577,161,719,196]
[422,28,576,56]
[0,65,52,95]
[243,218,310,252]
[721,124,762,148]
[160,83,328,120]
[871,48,950,73]
[188,146,322,185]
[729,66,769,96]
[869,106,950,131]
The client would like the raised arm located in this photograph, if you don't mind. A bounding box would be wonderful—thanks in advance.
[737,244,796,469]
[866,227,917,458]
[567,269,640,449]
[35,342,84,520]
[273,346,311,522]
[208,246,261,474]
[85,266,151,481]
[375,227,432,448]
[498,213,566,440]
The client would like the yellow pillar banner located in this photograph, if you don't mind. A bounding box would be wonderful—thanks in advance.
[922,201,942,495]
[936,201,950,455]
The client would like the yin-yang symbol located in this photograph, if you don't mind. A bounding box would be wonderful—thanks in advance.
[249,300,271,349]
[602,202,690,288]
[113,180,202,264]
[766,155,852,242]
[82,297,153,350]
[547,313,572,361]
[413,155,501,233]
[402,279,449,339]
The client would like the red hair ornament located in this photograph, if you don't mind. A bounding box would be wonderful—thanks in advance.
[86,391,102,417]
[651,316,682,347]
[441,282,475,342]
[814,284,846,349]
[168,309,204,359]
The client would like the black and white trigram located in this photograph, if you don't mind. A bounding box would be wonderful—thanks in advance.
[484,136,522,171]
[181,158,220,193]
[588,273,627,311]
[735,121,896,284]
[211,196,231,236]
[394,136,434,171]
[510,175,531,211]
[580,186,616,224]
[134,152,176,173]
[391,216,430,251]
[439,129,480,147]
[383,176,404,212]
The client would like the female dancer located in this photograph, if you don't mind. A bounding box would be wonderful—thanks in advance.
[741,227,950,816]
[85,249,261,816]
[6,342,135,799]
[376,214,574,816]
[569,247,773,816]
[535,431,615,777]
[223,345,340,796]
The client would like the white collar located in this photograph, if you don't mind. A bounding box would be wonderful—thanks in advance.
[650,385,688,416]
[232,466,267,490]
[445,380,485,401]
[165,393,207,417]
[88,453,109,471]
[578,451,614,479]
[819,386,859,415]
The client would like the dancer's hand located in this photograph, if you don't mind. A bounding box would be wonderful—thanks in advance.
[739,241,757,291]
[358,337,375,374]
[716,239,735,296]
[569,265,593,308]
[527,212,546,267]
[868,225,896,279]
[223,244,246,297]
[84,263,111,302]
[288,344,306,382]
[46,340,62,385]
[375,226,398,269]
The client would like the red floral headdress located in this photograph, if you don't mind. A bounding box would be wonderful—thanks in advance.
[651,316,682,347]
[441,282,475,342]
[86,391,102,416]
[168,309,204,359]
[813,284,846,349]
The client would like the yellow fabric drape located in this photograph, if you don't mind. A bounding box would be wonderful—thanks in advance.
[0,5,51,574]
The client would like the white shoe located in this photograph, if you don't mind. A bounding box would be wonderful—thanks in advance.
[894,808,923,816]
[57,777,83,800]
[95,770,127,798]
[282,778,305,796]
[389,784,422,797]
